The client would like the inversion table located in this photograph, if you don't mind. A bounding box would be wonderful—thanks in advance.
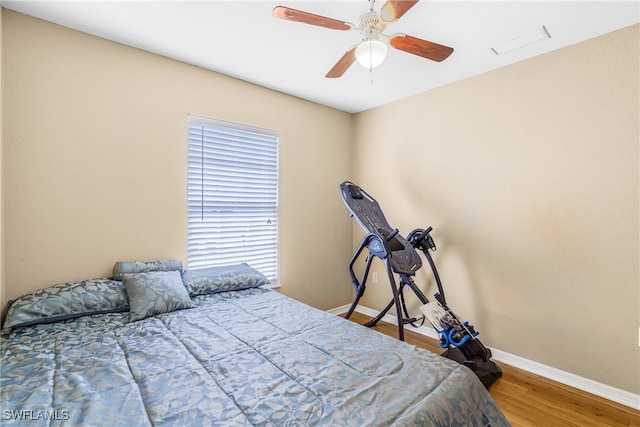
[339,181,502,388]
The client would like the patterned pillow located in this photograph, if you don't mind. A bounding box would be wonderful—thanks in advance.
[182,263,270,297]
[112,259,183,281]
[3,279,129,329]
[122,270,195,322]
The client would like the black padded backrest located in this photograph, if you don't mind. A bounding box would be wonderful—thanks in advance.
[340,181,422,275]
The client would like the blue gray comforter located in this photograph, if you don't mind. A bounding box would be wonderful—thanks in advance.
[1,288,509,426]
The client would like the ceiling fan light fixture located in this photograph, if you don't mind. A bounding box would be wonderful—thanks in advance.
[355,38,388,69]
[273,2,454,78]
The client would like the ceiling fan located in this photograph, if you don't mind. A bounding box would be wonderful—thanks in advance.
[273,0,454,78]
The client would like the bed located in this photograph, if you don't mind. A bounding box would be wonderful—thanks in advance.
[1,260,510,426]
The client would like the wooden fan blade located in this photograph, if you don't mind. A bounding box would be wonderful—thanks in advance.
[273,6,351,31]
[326,48,356,78]
[379,0,419,22]
[390,34,453,62]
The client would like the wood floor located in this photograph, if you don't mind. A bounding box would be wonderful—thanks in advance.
[346,312,640,427]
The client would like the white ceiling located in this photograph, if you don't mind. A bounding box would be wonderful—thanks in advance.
[4,1,639,113]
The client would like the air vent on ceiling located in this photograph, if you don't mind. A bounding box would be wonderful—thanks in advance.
[490,26,551,55]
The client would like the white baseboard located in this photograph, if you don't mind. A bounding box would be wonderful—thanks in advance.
[328,304,640,411]
[325,304,353,316]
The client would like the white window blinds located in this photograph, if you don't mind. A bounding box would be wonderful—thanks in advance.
[187,115,279,283]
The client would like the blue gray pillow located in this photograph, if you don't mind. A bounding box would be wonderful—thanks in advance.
[113,259,183,281]
[3,279,129,329]
[182,263,270,297]
[122,270,195,322]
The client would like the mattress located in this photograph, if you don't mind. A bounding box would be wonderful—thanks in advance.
[2,286,510,426]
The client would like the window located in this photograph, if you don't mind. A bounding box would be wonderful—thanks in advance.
[187,115,279,284]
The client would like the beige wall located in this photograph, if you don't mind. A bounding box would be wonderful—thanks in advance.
[1,10,353,313]
[0,7,4,320]
[353,25,639,394]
